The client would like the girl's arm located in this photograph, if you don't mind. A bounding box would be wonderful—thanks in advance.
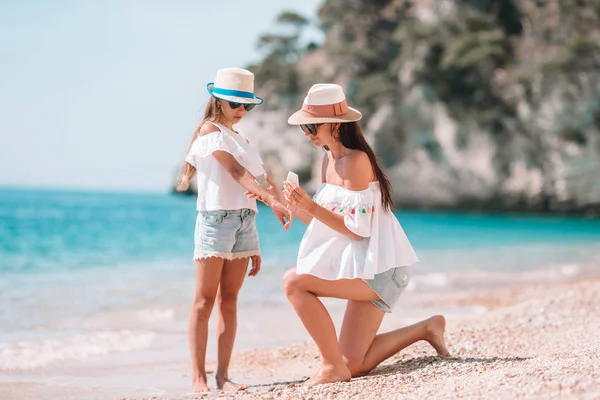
[245,183,314,226]
[212,151,292,230]
[244,174,315,225]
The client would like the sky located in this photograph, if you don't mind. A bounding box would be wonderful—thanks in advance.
[0,0,323,192]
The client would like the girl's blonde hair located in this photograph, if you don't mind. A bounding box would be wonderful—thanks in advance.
[176,96,222,191]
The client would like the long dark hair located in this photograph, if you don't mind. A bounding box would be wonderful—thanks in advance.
[333,122,395,212]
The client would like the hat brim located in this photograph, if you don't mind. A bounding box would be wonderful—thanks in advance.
[207,83,263,105]
[287,107,363,125]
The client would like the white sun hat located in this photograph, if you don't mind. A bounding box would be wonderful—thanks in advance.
[206,67,264,105]
[288,83,362,125]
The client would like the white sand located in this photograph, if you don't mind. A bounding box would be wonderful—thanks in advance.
[151,278,600,399]
[4,277,598,400]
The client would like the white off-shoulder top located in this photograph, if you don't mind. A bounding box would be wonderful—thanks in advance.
[185,121,265,212]
[296,182,419,280]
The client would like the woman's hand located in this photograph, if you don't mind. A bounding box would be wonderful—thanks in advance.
[283,182,316,213]
[248,255,261,276]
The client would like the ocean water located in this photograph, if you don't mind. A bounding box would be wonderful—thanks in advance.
[1,187,599,397]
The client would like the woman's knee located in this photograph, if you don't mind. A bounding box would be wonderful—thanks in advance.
[343,354,369,377]
[282,267,302,296]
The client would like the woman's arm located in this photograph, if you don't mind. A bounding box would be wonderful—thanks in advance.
[303,201,362,240]
[244,181,314,225]
[286,152,330,226]
[243,175,314,224]
[289,205,313,225]
[284,152,373,239]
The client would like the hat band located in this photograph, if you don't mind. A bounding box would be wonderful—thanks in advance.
[301,100,348,117]
[210,84,256,100]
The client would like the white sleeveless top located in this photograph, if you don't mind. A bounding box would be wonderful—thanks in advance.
[185,121,265,212]
[296,182,419,280]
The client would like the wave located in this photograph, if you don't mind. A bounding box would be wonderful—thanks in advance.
[0,330,155,372]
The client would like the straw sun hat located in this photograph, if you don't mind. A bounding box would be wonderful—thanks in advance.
[288,83,362,125]
[206,67,264,105]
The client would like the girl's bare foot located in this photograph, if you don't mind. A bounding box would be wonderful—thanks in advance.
[192,377,210,392]
[303,364,352,387]
[425,315,450,357]
[216,376,248,391]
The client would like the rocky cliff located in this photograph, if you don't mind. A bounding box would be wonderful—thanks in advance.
[179,0,600,214]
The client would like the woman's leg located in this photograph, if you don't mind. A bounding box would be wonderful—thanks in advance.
[189,257,225,392]
[339,301,449,377]
[282,268,381,386]
[215,257,250,390]
[284,268,450,383]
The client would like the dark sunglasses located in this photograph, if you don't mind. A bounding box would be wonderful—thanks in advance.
[228,101,256,112]
[300,123,323,135]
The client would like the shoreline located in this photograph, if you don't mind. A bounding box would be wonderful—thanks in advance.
[171,190,600,217]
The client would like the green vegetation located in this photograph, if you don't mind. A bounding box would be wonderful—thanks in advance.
[247,0,600,212]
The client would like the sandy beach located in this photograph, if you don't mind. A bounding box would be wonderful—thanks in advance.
[129,276,600,400]
[2,271,599,400]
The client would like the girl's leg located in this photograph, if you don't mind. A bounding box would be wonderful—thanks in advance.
[282,268,381,386]
[189,257,225,392]
[339,301,449,377]
[215,257,250,390]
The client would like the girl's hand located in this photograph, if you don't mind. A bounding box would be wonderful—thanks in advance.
[283,182,315,212]
[271,200,293,230]
[245,174,285,204]
[245,191,265,203]
[249,255,261,276]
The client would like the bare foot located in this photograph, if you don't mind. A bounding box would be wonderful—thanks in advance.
[425,315,451,357]
[216,376,248,391]
[303,364,352,387]
[192,378,210,392]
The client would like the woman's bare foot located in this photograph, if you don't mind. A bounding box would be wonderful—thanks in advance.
[192,377,210,392]
[216,376,248,391]
[425,315,450,357]
[303,364,352,387]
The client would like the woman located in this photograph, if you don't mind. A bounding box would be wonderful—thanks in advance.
[177,67,292,392]
[281,83,450,386]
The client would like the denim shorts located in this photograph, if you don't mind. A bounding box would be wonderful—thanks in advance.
[364,266,411,313]
[194,208,260,260]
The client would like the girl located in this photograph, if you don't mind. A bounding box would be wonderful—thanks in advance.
[281,83,450,386]
[177,67,292,392]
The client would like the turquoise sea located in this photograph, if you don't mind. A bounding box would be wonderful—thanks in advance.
[1,187,599,397]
